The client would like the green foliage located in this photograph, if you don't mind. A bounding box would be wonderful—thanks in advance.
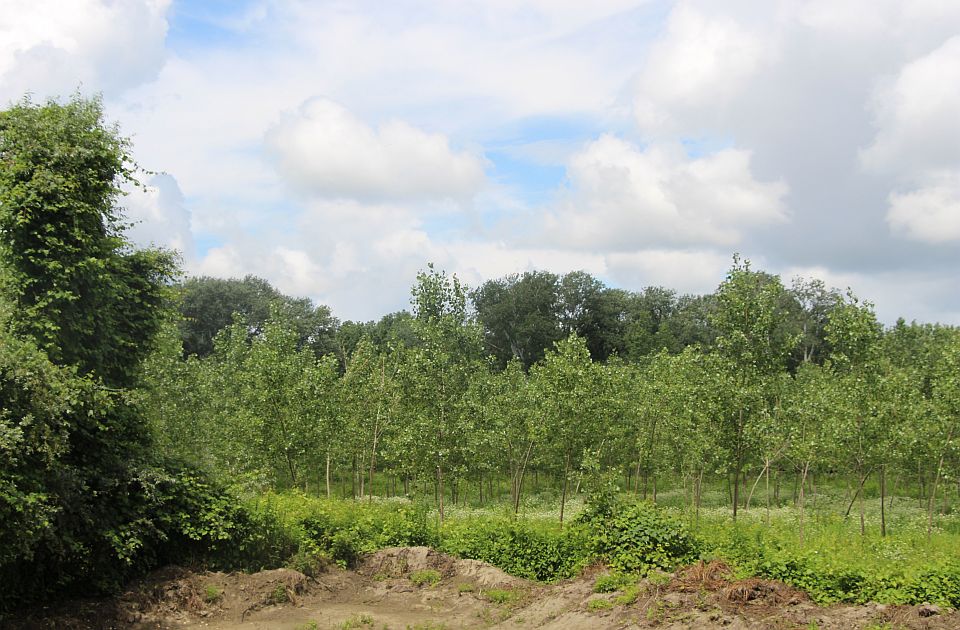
[0,95,176,388]
[440,516,590,581]
[292,495,436,566]
[594,572,637,593]
[410,569,442,587]
[338,614,374,628]
[579,499,699,574]
[587,597,614,611]
[485,588,518,604]
[203,585,222,603]
[178,275,337,359]
[694,508,960,608]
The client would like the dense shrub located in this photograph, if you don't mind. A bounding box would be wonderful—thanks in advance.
[293,496,436,566]
[579,498,700,574]
[439,517,590,581]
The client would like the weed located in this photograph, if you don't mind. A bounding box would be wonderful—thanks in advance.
[594,572,637,593]
[587,598,614,611]
[270,584,289,604]
[295,622,319,630]
[410,569,442,587]
[614,584,641,605]
[486,588,518,604]
[203,584,222,603]
[457,582,475,593]
[339,613,375,629]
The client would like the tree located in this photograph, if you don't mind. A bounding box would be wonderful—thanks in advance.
[472,271,563,369]
[0,95,203,606]
[0,95,176,388]
[710,255,799,519]
[531,334,604,523]
[400,264,484,522]
[178,275,338,359]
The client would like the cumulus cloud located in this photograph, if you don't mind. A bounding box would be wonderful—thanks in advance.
[605,249,731,295]
[265,98,486,201]
[122,173,195,260]
[861,36,960,175]
[544,135,787,250]
[632,3,771,136]
[887,174,960,243]
[0,0,170,102]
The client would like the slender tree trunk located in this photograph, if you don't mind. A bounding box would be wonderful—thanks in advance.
[559,453,571,524]
[799,461,810,545]
[845,468,872,518]
[438,464,445,524]
[325,453,331,498]
[695,468,704,524]
[746,459,769,511]
[928,427,955,540]
[880,465,887,537]
[765,463,771,526]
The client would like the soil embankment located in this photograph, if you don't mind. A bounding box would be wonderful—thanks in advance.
[7,547,957,629]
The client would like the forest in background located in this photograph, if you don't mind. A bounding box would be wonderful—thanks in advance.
[3,95,960,614]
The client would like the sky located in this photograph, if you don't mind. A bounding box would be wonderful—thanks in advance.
[2,0,960,323]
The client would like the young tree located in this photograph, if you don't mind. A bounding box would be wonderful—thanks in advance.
[710,256,799,519]
[531,334,604,523]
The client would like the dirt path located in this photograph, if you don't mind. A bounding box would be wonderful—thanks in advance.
[7,547,958,629]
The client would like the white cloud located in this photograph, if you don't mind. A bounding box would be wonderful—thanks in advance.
[265,98,486,201]
[605,249,731,295]
[861,36,960,176]
[544,135,788,250]
[632,3,771,136]
[0,0,170,102]
[122,173,194,260]
[887,174,960,243]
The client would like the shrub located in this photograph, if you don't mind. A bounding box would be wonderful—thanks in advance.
[439,516,589,581]
[580,499,700,574]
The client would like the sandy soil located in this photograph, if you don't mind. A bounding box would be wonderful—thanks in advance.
[6,547,958,629]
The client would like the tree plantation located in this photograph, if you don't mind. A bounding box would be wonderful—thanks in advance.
[3,96,960,615]
[147,258,960,537]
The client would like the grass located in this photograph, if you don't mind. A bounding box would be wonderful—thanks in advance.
[410,569,442,587]
[594,572,637,593]
[587,598,614,611]
[240,483,960,608]
[203,584,222,603]
[339,613,375,628]
[485,588,519,604]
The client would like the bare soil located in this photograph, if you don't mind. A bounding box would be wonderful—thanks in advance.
[6,548,958,629]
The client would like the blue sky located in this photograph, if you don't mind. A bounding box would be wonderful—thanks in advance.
[3,0,960,322]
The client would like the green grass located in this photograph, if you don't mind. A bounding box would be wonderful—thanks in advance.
[587,598,614,611]
[485,588,519,604]
[203,584,222,603]
[339,613,374,628]
[410,569,442,587]
[233,487,960,609]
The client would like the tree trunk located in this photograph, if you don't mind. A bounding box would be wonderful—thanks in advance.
[559,454,571,524]
[438,464,445,524]
[325,453,331,498]
[799,461,810,545]
[879,466,886,537]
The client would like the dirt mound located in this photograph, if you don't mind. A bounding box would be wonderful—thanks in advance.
[360,546,523,588]
[8,551,960,629]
